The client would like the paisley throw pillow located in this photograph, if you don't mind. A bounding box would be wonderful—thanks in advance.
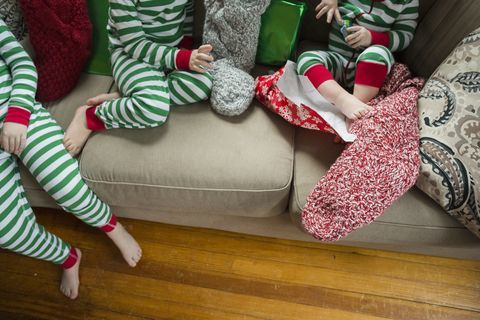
[417,27,480,238]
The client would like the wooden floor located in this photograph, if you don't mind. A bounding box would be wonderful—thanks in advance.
[0,209,479,320]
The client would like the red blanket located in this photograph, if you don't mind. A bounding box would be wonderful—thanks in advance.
[255,63,425,241]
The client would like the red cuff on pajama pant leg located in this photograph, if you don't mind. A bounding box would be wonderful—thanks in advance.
[99,214,117,233]
[61,246,79,269]
[355,61,388,88]
[305,65,334,89]
[86,106,106,131]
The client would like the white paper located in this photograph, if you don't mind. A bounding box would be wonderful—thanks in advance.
[276,61,356,142]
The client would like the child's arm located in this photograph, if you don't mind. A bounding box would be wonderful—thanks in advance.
[109,0,192,70]
[0,19,37,126]
[184,0,194,38]
[178,0,194,49]
[370,0,419,52]
[0,19,37,154]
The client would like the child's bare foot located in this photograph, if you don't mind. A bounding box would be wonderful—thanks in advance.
[107,222,142,267]
[63,105,92,157]
[60,248,81,300]
[335,91,372,120]
[86,92,120,106]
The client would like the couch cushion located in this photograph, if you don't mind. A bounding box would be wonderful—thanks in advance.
[290,128,480,246]
[79,97,294,218]
[416,27,480,238]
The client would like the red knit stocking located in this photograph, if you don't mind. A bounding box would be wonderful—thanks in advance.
[20,0,92,102]
[301,64,425,241]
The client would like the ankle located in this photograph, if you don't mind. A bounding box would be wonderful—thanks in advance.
[100,214,118,233]
[62,247,79,269]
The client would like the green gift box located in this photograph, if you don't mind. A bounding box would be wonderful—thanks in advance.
[256,0,307,66]
[84,0,111,76]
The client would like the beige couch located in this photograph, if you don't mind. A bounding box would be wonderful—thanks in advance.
[21,0,480,259]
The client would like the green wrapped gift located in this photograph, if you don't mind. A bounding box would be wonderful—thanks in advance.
[84,0,111,76]
[256,0,307,66]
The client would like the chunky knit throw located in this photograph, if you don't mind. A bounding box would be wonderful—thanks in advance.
[20,0,92,102]
[302,64,425,241]
[203,0,270,116]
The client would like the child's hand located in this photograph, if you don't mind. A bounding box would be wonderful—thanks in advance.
[345,26,372,49]
[1,122,28,155]
[189,44,214,73]
[315,0,342,24]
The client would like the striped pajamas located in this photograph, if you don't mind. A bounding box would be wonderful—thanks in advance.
[0,19,114,267]
[297,0,418,90]
[88,0,212,130]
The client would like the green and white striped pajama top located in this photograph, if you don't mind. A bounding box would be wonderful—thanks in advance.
[297,0,419,89]
[89,0,212,130]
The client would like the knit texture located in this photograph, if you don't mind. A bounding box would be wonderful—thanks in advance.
[203,0,270,116]
[301,64,425,241]
[210,59,255,116]
[20,0,92,102]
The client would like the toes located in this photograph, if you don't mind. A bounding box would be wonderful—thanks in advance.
[129,258,137,267]
[70,290,78,300]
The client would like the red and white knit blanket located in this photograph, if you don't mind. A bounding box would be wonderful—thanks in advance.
[255,63,425,241]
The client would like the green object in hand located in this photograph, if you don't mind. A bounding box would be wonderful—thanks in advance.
[256,0,307,66]
[84,0,111,76]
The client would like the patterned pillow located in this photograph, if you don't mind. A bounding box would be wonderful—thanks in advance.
[0,0,25,40]
[416,27,480,238]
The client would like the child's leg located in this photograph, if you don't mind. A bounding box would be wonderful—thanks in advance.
[19,105,142,267]
[0,151,81,299]
[297,50,372,120]
[353,45,394,103]
[167,70,213,105]
[64,49,170,156]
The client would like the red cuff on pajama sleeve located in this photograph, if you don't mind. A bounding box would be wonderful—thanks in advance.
[355,61,388,88]
[86,106,106,131]
[4,107,31,126]
[370,30,390,47]
[305,65,335,89]
[176,49,193,71]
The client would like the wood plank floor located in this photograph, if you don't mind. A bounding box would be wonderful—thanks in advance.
[0,208,479,320]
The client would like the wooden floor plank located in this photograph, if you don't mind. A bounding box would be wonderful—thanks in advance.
[0,208,479,320]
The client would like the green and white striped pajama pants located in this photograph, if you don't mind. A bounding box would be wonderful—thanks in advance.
[297,45,395,90]
[94,48,213,129]
[0,104,113,265]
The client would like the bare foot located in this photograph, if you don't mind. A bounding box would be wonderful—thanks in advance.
[335,91,373,120]
[60,248,82,300]
[106,222,142,267]
[86,92,120,106]
[63,105,92,157]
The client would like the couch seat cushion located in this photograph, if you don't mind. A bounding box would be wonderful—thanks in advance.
[79,98,294,218]
[290,128,480,246]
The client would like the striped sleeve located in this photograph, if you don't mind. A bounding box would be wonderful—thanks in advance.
[0,19,37,125]
[183,0,194,37]
[388,0,419,52]
[110,0,192,70]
